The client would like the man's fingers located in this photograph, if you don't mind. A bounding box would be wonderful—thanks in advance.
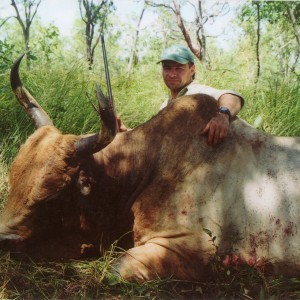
[219,127,228,140]
[212,130,218,146]
[201,121,215,145]
[201,123,209,135]
[201,116,229,146]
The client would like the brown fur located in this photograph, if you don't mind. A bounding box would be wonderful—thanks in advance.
[0,94,299,281]
[0,95,215,257]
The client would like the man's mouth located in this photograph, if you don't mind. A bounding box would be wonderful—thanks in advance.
[167,79,179,84]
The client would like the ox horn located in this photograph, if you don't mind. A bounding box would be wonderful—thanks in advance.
[11,54,118,155]
[74,84,119,155]
[10,54,53,128]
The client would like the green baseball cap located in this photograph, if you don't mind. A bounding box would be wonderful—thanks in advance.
[157,45,195,64]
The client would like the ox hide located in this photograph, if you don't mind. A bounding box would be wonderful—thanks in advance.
[0,94,299,282]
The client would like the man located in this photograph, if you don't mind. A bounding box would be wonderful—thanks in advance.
[118,45,244,145]
[158,44,244,145]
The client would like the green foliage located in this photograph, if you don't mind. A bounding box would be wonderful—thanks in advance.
[32,23,60,62]
[0,39,15,71]
[240,1,300,24]
[238,1,300,75]
[0,2,300,299]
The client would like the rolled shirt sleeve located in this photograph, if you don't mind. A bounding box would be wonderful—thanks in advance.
[160,81,244,110]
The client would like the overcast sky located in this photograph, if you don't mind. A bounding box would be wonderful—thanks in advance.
[0,0,243,48]
[1,0,150,36]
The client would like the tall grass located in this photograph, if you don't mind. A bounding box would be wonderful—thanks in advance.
[0,152,9,212]
[0,58,166,163]
[238,76,300,136]
[0,57,299,299]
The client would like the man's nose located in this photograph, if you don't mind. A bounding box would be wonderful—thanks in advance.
[169,68,177,77]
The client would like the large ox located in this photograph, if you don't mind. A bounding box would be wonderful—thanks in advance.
[0,56,299,282]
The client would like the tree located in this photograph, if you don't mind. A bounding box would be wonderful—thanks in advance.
[286,4,300,73]
[0,39,15,71]
[127,3,146,76]
[254,1,261,85]
[11,0,42,66]
[240,1,300,76]
[78,0,114,69]
[32,23,60,62]
[145,0,230,68]
[0,16,13,28]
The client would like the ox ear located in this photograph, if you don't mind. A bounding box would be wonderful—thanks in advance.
[74,84,119,156]
[10,54,53,128]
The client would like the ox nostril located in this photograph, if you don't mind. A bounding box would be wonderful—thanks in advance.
[0,224,22,243]
[0,233,21,242]
[0,232,22,252]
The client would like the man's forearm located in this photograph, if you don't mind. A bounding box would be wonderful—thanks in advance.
[218,94,243,118]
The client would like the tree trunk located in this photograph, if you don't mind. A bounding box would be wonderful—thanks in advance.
[86,22,94,67]
[287,6,300,74]
[173,0,202,60]
[196,0,208,68]
[255,1,261,85]
[79,0,111,69]
[11,0,42,68]
[145,0,222,68]
[127,5,146,76]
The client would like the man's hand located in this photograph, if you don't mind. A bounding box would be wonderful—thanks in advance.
[117,115,130,132]
[201,92,242,146]
[201,113,230,146]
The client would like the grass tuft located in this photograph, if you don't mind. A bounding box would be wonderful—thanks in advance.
[0,248,299,299]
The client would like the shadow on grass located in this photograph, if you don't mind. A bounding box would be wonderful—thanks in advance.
[0,250,299,299]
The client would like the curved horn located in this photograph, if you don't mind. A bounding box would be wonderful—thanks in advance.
[10,54,53,128]
[74,83,119,156]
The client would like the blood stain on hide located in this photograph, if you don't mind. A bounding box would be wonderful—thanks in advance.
[249,234,258,264]
[251,137,264,153]
[284,222,295,236]
[168,212,175,220]
[181,210,187,215]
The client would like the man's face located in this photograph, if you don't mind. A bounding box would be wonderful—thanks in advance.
[162,60,195,92]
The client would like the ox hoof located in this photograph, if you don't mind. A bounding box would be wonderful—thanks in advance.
[112,254,157,283]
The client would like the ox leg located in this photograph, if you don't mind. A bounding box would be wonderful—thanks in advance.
[114,242,202,282]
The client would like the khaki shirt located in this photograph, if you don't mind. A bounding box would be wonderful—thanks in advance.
[160,81,244,110]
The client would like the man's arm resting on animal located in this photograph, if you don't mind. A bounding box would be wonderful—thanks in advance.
[201,93,243,146]
[218,93,243,118]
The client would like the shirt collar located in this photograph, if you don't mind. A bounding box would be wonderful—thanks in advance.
[168,81,195,102]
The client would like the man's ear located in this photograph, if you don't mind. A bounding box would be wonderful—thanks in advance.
[190,64,195,76]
